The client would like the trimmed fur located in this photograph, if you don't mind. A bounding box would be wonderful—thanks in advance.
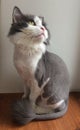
[8,7,70,125]
[12,98,68,125]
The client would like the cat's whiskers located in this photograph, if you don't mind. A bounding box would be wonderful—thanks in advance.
[20,29,36,40]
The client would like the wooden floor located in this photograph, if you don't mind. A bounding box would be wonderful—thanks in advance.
[0,93,80,130]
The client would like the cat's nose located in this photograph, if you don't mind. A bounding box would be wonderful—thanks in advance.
[40,26,45,31]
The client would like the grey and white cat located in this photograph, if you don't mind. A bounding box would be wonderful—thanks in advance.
[8,7,70,125]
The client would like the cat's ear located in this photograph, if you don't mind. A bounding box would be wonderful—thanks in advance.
[39,16,44,22]
[12,6,23,23]
[39,16,47,26]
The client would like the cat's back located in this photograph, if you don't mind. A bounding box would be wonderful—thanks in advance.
[43,51,70,86]
[44,51,69,73]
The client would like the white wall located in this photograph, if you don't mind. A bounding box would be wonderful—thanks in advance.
[0,0,80,93]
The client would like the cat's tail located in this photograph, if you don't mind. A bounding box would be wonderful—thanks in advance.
[12,98,68,125]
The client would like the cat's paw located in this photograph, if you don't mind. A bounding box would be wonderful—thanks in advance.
[29,86,41,103]
[22,94,27,99]
[41,77,50,89]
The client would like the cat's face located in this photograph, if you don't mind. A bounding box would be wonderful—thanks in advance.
[8,7,49,46]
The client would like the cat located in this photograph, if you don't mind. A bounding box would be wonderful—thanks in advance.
[8,6,70,125]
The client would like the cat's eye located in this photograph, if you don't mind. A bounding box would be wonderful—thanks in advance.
[28,21,35,26]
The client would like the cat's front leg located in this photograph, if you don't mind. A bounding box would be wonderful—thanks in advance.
[29,80,41,102]
[22,85,30,99]
[29,77,50,102]
[15,61,40,100]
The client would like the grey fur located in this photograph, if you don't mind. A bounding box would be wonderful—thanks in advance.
[12,97,68,125]
[12,51,70,125]
[9,7,70,125]
[8,6,50,45]
[35,51,70,104]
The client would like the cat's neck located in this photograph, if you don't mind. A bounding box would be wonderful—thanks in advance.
[14,42,46,73]
[10,33,46,55]
[14,42,46,56]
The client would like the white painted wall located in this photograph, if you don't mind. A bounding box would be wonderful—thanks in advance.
[0,0,80,93]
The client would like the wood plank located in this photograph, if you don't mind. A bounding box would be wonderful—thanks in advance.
[0,93,80,130]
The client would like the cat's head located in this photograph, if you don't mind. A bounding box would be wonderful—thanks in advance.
[8,7,50,46]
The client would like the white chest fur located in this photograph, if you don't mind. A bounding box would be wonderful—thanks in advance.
[14,43,46,73]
